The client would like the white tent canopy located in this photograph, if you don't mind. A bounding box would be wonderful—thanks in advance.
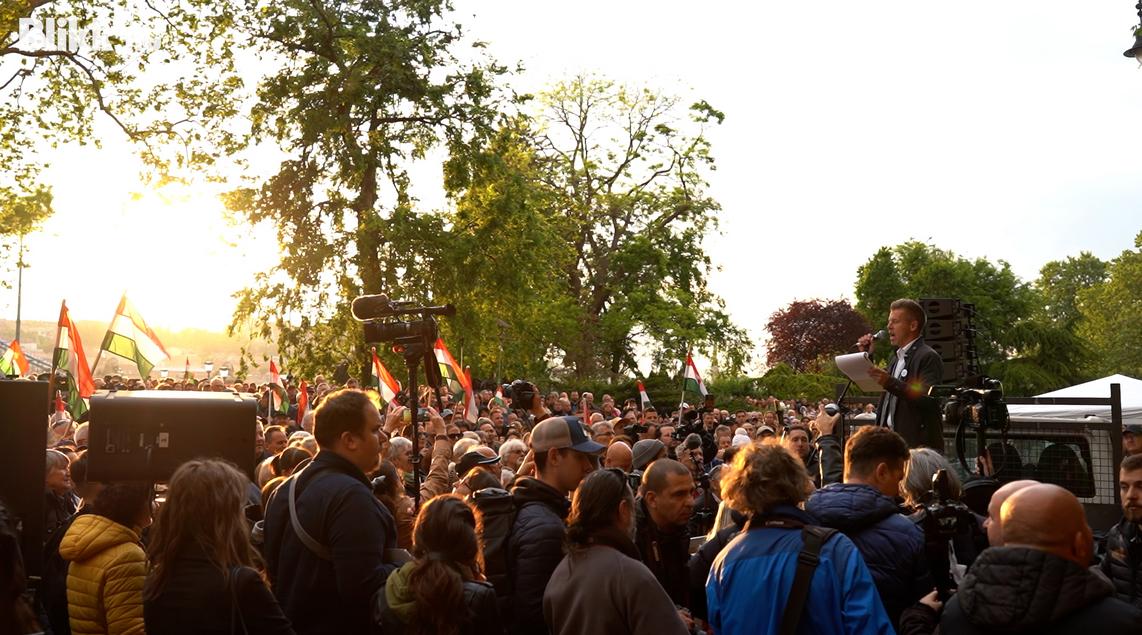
[1007,374,1142,426]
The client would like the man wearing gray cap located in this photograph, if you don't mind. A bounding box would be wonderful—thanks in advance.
[507,416,605,635]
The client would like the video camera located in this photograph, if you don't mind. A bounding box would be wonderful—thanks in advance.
[915,469,977,600]
[623,422,648,438]
[352,293,455,345]
[931,376,1011,477]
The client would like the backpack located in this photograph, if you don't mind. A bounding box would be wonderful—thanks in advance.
[470,487,518,613]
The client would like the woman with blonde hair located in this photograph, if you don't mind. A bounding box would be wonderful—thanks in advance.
[143,459,294,634]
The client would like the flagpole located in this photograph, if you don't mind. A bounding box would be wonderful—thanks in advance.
[46,300,66,414]
[679,347,690,415]
[269,357,276,415]
[89,292,124,380]
[14,234,24,341]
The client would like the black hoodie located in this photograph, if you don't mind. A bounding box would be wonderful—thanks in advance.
[940,547,1142,634]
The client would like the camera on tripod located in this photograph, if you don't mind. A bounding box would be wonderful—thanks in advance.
[930,376,1010,477]
[351,293,455,509]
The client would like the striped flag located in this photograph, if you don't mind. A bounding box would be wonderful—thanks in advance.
[99,294,170,377]
[433,338,467,397]
[370,348,402,408]
[0,339,30,377]
[462,367,479,424]
[682,353,708,397]
[53,302,95,419]
[492,385,506,407]
[269,360,289,415]
[637,379,653,411]
[296,380,309,425]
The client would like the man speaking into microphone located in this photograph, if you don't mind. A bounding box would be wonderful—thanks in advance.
[858,298,944,451]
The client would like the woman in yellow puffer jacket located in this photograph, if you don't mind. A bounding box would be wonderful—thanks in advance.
[59,481,154,635]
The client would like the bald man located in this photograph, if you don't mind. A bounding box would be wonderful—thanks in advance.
[604,441,633,473]
[940,484,1142,633]
[983,479,1038,546]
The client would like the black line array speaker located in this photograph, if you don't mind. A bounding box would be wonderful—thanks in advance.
[920,298,980,383]
[86,390,257,482]
[0,380,50,577]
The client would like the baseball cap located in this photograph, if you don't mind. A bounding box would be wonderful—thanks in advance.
[1124,424,1142,435]
[530,416,605,454]
[758,424,776,436]
[441,409,455,419]
[455,449,500,477]
[632,439,666,471]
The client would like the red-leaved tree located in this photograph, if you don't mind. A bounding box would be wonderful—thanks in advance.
[765,299,872,372]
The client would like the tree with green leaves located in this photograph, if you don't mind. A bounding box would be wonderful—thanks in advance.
[223,0,507,380]
[521,76,750,379]
[1035,251,1108,329]
[1,0,245,246]
[1077,232,1142,378]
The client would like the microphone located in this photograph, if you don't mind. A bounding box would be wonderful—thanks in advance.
[351,294,393,321]
[824,403,840,416]
[872,329,888,342]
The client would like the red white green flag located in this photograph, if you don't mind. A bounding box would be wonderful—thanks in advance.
[492,385,506,407]
[682,353,708,397]
[0,339,30,377]
[53,302,95,419]
[637,379,653,411]
[99,294,170,377]
[370,348,402,408]
[462,367,479,424]
[269,359,289,415]
[296,380,309,424]
[433,338,467,398]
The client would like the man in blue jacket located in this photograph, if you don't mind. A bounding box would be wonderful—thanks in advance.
[707,442,893,635]
[806,425,931,625]
[264,389,398,635]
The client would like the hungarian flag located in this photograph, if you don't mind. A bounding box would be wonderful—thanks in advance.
[370,348,402,408]
[433,338,467,397]
[296,380,309,425]
[99,294,170,376]
[268,359,289,415]
[462,367,479,424]
[682,353,708,397]
[637,379,653,411]
[0,339,30,376]
[53,302,95,419]
[492,385,506,407]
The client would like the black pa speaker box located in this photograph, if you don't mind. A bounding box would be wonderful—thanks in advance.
[87,390,257,482]
[0,380,50,577]
[921,298,961,319]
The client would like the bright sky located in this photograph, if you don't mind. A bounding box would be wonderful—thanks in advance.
[3,1,1142,368]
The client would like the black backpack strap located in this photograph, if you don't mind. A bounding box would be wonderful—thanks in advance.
[779,525,837,635]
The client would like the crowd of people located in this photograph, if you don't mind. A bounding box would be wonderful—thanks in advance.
[5,298,1142,634]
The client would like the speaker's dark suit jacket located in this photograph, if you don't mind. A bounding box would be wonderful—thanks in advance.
[875,337,945,450]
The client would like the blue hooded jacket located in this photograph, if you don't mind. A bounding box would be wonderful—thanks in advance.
[805,482,930,623]
[706,505,894,635]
